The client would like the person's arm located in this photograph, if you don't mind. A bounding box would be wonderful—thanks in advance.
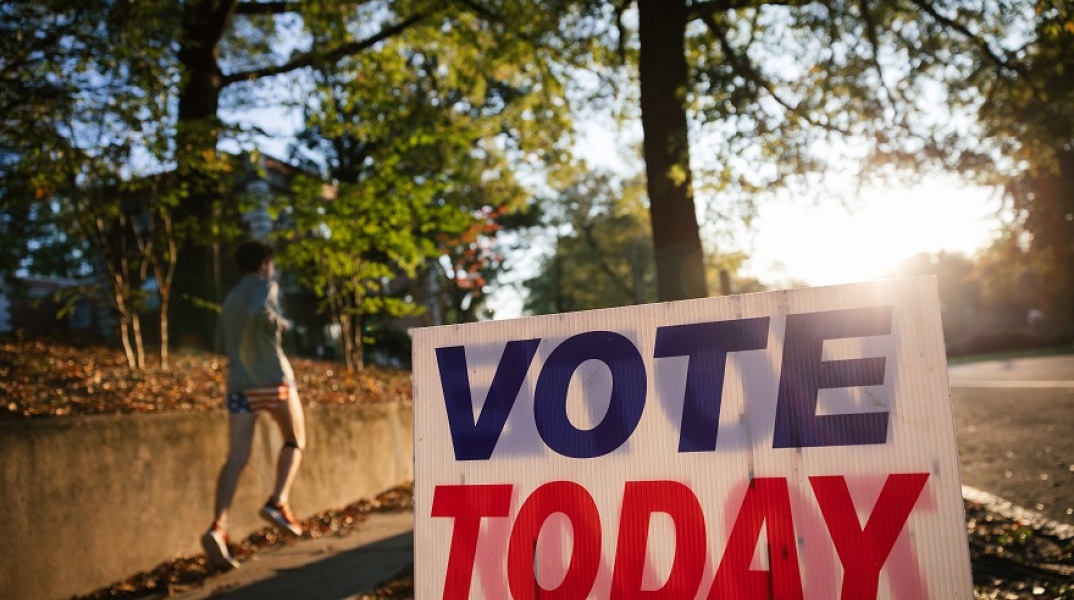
[249,279,294,332]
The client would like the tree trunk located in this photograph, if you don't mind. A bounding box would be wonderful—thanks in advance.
[352,281,365,372]
[118,314,136,370]
[336,301,354,372]
[352,314,365,373]
[344,321,355,371]
[158,216,176,369]
[131,311,146,369]
[637,0,708,301]
[172,0,234,349]
[159,295,170,369]
[106,221,140,371]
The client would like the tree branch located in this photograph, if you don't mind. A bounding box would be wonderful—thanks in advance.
[579,222,637,301]
[690,0,757,19]
[905,0,1025,79]
[701,14,852,136]
[234,0,376,16]
[208,0,241,44]
[221,12,426,84]
[234,1,302,15]
[689,0,815,21]
[453,0,502,22]
[857,0,899,121]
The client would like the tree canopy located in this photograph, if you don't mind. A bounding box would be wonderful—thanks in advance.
[524,171,656,314]
[4,0,1073,359]
[272,5,577,368]
[855,0,1074,334]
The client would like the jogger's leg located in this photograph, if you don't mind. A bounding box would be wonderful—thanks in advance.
[266,384,306,505]
[212,411,258,529]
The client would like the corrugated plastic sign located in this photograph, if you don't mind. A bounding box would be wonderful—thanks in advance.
[412,278,973,599]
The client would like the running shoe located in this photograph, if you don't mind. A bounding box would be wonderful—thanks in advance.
[200,526,240,570]
[260,499,303,537]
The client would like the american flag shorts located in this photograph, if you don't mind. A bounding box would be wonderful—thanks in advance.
[226,383,293,414]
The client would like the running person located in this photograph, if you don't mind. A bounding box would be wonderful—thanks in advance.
[201,241,306,570]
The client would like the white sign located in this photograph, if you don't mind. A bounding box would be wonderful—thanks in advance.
[413,278,973,599]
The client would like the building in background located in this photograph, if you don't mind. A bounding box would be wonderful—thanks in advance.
[0,276,106,339]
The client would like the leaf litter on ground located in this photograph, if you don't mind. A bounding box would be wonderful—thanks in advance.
[0,338,410,418]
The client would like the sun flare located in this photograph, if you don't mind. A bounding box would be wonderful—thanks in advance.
[745,180,1002,287]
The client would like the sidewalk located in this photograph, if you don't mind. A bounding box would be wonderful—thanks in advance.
[95,490,1073,599]
[172,512,414,600]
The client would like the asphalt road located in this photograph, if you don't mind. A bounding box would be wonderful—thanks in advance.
[949,354,1074,525]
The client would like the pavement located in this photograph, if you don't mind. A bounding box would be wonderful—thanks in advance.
[171,512,414,600]
[949,354,1074,525]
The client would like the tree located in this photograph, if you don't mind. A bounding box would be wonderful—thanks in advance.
[129,176,182,368]
[170,0,444,348]
[9,0,590,347]
[20,141,156,372]
[525,171,655,313]
[637,0,707,301]
[1,0,177,369]
[971,235,1050,333]
[277,16,571,366]
[18,0,1042,331]
[523,1,1053,304]
[171,0,596,344]
[433,204,537,324]
[9,0,480,348]
[1,1,109,280]
[895,251,982,343]
[932,1,1074,336]
[849,1,1074,338]
[0,193,91,281]
[278,178,429,372]
[524,169,764,314]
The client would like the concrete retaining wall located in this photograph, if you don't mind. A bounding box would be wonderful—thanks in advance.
[0,402,413,600]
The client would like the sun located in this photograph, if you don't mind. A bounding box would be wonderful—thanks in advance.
[744,179,1002,287]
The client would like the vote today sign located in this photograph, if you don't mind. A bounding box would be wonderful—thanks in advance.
[412,278,973,599]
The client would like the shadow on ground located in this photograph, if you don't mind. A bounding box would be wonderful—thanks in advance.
[204,532,412,600]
